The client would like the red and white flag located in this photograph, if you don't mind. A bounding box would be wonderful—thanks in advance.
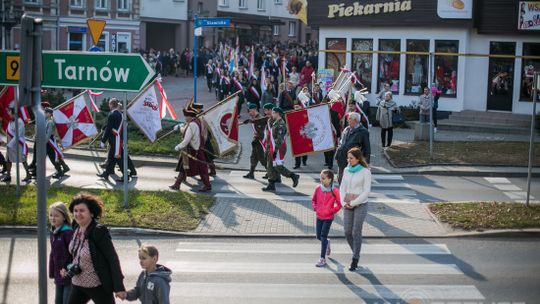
[53,93,98,149]
[248,46,255,79]
[127,79,169,143]
[201,94,239,156]
[285,105,335,157]
[155,78,177,120]
[87,90,103,112]
[0,86,15,131]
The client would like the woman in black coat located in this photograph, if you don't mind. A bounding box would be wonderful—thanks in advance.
[67,192,125,304]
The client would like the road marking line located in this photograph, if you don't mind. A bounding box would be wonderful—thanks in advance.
[214,193,420,203]
[492,184,522,191]
[175,243,451,255]
[484,177,511,184]
[504,191,535,200]
[168,283,484,300]
[164,261,463,275]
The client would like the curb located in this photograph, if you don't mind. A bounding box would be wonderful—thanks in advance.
[2,226,539,239]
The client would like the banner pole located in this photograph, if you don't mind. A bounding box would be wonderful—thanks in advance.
[123,91,129,208]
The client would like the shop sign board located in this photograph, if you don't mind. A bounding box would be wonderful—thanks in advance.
[518,1,540,30]
[0,51,154,92]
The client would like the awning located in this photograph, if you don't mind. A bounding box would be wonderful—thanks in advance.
[217,11,285,27]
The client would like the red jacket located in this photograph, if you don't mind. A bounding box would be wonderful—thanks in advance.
[312,185,342,220]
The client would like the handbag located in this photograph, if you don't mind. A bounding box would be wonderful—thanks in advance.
[392,111,404,125]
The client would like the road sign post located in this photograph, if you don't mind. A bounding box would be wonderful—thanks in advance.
[192,17,230,103]
[526,72,539,207]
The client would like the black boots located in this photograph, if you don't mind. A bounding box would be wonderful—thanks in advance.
[169,173,185,190]
[291,174,300,188]
[262,181,276,192]
[243,171,255,179]
[349,258,359,271]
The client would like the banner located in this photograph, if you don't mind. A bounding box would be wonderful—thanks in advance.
[201,95,239,156]
[127,81,162,143]
[518,2,540,30]
[287,0,308,24]
[54,93,98,149]
[285,104,335,157]
[317,69,334,96]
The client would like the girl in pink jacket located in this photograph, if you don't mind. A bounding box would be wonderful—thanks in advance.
[311,169,342,267]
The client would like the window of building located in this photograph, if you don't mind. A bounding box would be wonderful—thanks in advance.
[273,25,279,36]
[352,39,373,90]
[95,0,108,9]
[239,0,247,8]
[197,2,203,13]
[24,0,39,4]
[288,22,296,37]
[520,43,540,101]
[70,0,83,8]
[326,38,346,77]
[378,39,400,94]
[405,39,429,95]
[434,40,459,97]
[117,0,129,11]
[116,32,131,53]
[274,0,282,4]
[68,33,85,51]
[218,0,228,7]
[257,0,265,11]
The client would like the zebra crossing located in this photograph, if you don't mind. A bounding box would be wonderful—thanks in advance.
[214,170,420,204]
[157,240,486,303]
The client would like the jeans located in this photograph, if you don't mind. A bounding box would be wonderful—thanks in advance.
[316,218,333,258]
[55,284,71,304]
[419,114,430,123]
[343,203,368,259]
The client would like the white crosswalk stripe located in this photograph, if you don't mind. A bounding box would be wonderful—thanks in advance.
[217,171,420,203]
[168,241,485,303]
[483,177,535,201]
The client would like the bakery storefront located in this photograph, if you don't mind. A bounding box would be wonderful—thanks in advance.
[308,0,540,114]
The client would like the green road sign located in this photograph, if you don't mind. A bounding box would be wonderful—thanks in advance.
[0,51,155,92]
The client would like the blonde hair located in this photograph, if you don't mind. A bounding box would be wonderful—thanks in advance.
[49,202,71,225]
[139,244,159,258]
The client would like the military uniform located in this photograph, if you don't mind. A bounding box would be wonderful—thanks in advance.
[262,107,299,191]
[244,113,267,178]
[44,110,70,178]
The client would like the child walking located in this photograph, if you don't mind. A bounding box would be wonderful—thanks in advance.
[311,169,342,267]
[117,245,172,304]
[48,202,74,304]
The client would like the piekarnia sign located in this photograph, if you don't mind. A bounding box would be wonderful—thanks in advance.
[327,0,412,18]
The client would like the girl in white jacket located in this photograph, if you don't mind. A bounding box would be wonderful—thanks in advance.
[339,147,371,271]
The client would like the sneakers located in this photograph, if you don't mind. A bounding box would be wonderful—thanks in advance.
[326,240,331,257]
[315,258,326,267]
[434,127,438,133]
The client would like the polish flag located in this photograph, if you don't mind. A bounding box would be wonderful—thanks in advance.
[284,104,335,157]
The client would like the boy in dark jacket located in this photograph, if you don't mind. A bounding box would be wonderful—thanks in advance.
[118,245,172,304]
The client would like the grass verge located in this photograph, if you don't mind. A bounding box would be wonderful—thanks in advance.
[0,185,214,231]
[428,202,540,231]
[386,141,540,167]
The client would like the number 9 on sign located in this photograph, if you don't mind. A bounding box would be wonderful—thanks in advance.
[6,56,20,81]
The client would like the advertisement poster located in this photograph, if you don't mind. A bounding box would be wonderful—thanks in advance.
[317,69,334,95]
[437,0,473,19]
[325,38,346,78]
[518,1,540,30]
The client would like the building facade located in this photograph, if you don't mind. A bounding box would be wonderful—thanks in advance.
[309,0,540,115]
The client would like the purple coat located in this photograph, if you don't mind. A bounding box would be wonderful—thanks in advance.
[49,224,73,285]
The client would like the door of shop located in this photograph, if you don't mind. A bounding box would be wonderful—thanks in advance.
[486,42,516,111]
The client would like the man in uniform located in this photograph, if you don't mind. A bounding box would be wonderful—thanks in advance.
[262,106,299,192]
[261,103,278,182]
[96,98,137,182]
[44,107,70,179]
[169,103,212,192]
[243,103,267,179]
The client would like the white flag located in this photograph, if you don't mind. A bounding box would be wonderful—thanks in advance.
[201,95,239,156]
[127,82,162,143]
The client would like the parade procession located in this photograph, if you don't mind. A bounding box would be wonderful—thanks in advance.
[1,1,540,303]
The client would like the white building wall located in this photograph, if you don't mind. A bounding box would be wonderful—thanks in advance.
[464,31,540,114]
[218,0,293,18]
[140,0,188,20]
[318,27,469,112]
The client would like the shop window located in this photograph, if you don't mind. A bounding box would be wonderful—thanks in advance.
[378,39,400,94]
[326,38,346,77]
[352,39,373,89]
[68,33,85,51]
[405,39,429,95]
[435,40,459,97]
[97,32,109,51]
[520,43,540,101]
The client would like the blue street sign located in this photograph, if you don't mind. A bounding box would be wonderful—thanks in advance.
[195,18,231,28]
[88,45,103,52]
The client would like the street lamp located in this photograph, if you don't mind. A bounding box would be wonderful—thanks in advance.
[1,1,23,49]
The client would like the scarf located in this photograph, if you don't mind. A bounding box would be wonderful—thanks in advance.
[320,183,333,192]
[346,164,363,173]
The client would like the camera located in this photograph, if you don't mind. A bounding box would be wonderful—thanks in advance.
[64,263,82,279]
